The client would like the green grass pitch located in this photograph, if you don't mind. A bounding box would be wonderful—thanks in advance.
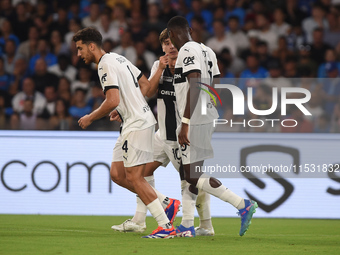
[0,215,339,255]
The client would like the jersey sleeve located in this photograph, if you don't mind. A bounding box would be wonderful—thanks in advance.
[208,47,220,77]
[98,62,119,94]
[127,62,143,81]
[180,46,201,77]
[149,60,159,80]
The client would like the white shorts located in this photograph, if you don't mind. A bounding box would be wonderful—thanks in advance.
[153,130,181,171]
[112,126,155,167]
[180,123,215,165]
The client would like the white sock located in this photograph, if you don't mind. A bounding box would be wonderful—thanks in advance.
[132,176,155,224]
[196,174,244,209]
[196,190,213,229]
[181,180,197,228]
[147,199,171,229]
[145,175,170,209]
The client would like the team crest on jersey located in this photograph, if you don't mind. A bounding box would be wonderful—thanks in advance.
[101,73,107,84]
[183,56,195,66]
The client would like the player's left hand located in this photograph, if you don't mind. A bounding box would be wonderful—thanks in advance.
[78,115,92,129]
[109,110,122,122]
[178,123,190,146]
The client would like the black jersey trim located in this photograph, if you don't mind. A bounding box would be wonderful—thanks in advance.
[182,69,201,77]
[104,85,119,94]
[213,74,220,78]
[137,72,143,80]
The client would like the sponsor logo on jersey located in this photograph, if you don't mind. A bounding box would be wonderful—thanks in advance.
[101,73,107,84]
[116,57,126,63]
[183,56,195,66]
[174,73,181,79]
[160,90,176,96]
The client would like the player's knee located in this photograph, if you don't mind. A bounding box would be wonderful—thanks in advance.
[110,168,124,185]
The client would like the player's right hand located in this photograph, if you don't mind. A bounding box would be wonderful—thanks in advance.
[159,54,169,70]
[109,110,122,122]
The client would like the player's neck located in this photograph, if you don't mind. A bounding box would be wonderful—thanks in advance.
[94,50,106,64]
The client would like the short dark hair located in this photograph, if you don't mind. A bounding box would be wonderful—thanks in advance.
[72,27,102,47]
[167,16,189,30]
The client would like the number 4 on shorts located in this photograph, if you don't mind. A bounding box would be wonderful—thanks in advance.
[122,140,128,153]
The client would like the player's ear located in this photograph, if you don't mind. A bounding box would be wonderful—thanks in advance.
[189,27,193,36]
[89,42,95,52]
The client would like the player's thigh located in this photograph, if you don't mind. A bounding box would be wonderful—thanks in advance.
[181,123,214,165]
[125,164,145,183]
[110,161,126,183]
[144,161,162,177]
[121,126,155,168]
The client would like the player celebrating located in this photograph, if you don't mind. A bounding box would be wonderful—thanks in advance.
[167,16,258,237]
[111,28,215,236]
[73,27,176,239]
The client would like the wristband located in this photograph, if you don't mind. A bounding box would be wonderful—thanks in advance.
[182,117,190,124]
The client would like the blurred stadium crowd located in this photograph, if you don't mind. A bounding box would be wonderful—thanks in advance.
[0,0,340,133]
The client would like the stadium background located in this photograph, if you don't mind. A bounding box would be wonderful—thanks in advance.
[0,0,339,220]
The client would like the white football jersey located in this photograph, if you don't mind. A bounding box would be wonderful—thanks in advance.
[149,60,180,141]
[98,53,156,135]
[174,42,220,125]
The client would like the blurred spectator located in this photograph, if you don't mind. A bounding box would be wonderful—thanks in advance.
[224,0,245,27]
[240,30,259,60]
[298,44,318,76]
[98,13,119,43]
[302,4,328,43]
[17,26,39,61]
[314,113,331,133]
[3,39,20,74]
[281,105,314,133]
[206,19,237,56]
[87,82,105,110]
[71,66,93,93]
[239,54,268,91]
[255,13,278,53]
[12,77,46,115]
[191,16,210,43]
[256,41,272,69]
[31,58,59,93]
[102,39,115,53]
[271,8,291,36]
[0,56,14,93]
[284,58,299,78]
[39,85,57,120]
[159,0,179,24]
[323,12,340,48]
[69,88,92,119]
[317,49,340,78]
[272,36,294,65]
[57,77,72,103]
[186,0,213,32]
[113,29,137,65]
[0,93,12,129]
[286,23,306,51]
[145,29,163,58]
[11,98,37,130]
[49,98,73,130]
[32,1,53,40]
[65,18,82,48]
[135,40,157,76]
[226,16,249,56]
[0,19,20,54]
[29,39,58,74]
[309,28,332,66]
[10,2,33,43]
[130,10,148,42]
[145,3,167,33]
[82,2,101,29]
[9,57,28,96]
[321,62,340,113]
[285,0,308,26]
[111,3,128,40]
[263,59,292,89]
[50,30,70,57]
[48,54,77,82]
[219,48,245,77]
[49,7,69,38]
[0,0,14,20]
